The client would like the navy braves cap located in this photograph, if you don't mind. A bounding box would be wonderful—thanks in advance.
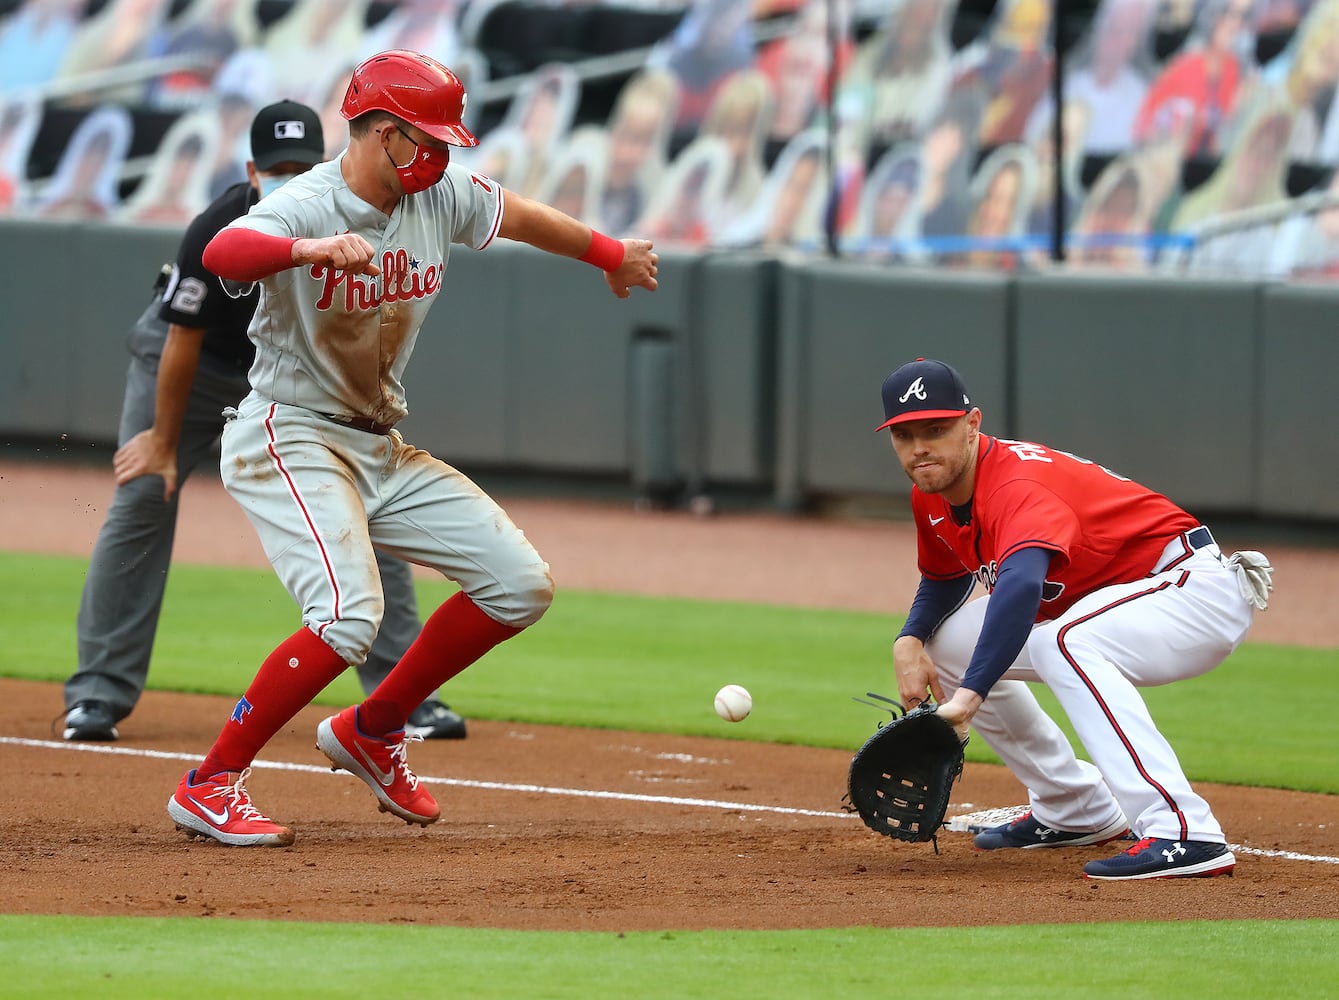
[875,358,973,431]
[251,100,324,170]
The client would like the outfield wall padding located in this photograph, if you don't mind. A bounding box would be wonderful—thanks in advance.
[2,222,1336,522]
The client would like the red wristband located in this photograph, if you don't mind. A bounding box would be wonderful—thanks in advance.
[579,231,625,272]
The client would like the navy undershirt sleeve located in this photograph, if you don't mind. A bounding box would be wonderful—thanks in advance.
[960,546,1053,697]
[898,574,976,642]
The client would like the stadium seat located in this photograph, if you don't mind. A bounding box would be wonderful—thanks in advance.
[474,0,591,78]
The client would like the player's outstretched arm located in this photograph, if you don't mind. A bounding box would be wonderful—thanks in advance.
[292,234,381,276]
[498,190,658,299]
[203,229,381,282]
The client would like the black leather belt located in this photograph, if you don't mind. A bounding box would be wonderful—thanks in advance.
[323,413,394,435]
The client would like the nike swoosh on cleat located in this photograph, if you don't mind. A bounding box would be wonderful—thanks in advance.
[356,744,397,786]
[186,796,229,825]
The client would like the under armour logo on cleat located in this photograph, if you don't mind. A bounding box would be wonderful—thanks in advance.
[1162,843,1187,863]
[1036,827,1057,839]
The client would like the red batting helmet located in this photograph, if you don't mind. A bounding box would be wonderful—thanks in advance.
[340,49,478,147]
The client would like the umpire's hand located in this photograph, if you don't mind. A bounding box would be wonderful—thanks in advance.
[114,429,179,501]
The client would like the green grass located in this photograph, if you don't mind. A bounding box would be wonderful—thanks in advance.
[4,549,1337,997]
[4,551,1337,793]
[0,916,1335,999]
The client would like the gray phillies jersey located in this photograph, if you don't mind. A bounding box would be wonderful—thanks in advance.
[228,157,503,426]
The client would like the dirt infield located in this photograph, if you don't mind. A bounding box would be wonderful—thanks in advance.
[2,460,1337,930]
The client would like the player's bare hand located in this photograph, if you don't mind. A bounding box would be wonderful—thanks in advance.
[893,634,947,707]
[935,689,981,743]
[605,239,658,299]
[293,234,380,275]
[113,429,179,501]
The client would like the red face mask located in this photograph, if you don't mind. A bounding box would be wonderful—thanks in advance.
[385,125,449,194]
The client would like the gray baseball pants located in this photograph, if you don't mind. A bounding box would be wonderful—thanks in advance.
[64,352,425,720]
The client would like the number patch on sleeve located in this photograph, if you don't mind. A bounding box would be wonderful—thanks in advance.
[169,276,208,315]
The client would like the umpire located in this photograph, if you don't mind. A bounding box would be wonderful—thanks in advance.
[61,100,467,743]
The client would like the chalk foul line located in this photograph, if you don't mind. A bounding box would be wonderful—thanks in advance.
[2,736,849,819]
[7,737,1335,865]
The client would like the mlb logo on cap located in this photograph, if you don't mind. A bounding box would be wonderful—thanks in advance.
[251,99,325,170]
[875,358,973,431]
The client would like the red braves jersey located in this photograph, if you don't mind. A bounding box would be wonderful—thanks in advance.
[912,436,1199,620]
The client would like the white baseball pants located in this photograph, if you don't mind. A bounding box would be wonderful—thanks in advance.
[927,542,1254,843]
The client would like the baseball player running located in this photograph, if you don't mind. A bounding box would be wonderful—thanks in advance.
[167,50,658,846]
[882,358,1273,880]
[62,100,466,746]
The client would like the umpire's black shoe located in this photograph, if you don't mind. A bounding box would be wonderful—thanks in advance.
[404,699,467,740]
[63,700,119,742]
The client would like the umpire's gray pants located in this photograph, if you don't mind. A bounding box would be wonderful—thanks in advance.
[65,353,424,720]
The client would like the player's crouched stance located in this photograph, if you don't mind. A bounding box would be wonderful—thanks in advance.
[882,359,1273,881]
[167,49,658,846]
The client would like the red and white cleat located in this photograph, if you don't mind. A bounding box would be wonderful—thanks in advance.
[316,706,440,825]
[167,767,295,847]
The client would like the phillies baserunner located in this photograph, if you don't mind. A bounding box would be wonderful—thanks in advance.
[166,49,658,847]
[61,100,466,747]
[882,358,1273,880]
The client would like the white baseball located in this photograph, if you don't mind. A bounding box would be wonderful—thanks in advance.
[714,684,752,722]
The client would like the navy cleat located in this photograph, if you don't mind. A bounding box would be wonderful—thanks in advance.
[1084,838,1236,880]
[974,811,1130,850]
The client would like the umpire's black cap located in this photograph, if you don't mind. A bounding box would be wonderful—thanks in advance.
[251,100,325,171]
[876,358,973,431]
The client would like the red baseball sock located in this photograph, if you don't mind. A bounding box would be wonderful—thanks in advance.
[197,627,348,780]
[357,592,521,737]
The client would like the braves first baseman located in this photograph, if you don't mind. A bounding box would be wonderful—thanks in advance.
[166,49,658,847]
[882,358,1273,880]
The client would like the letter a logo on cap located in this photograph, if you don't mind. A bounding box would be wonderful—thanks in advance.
[899,377,928,403]
[876,358,974,431]
[274,120,306,139]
